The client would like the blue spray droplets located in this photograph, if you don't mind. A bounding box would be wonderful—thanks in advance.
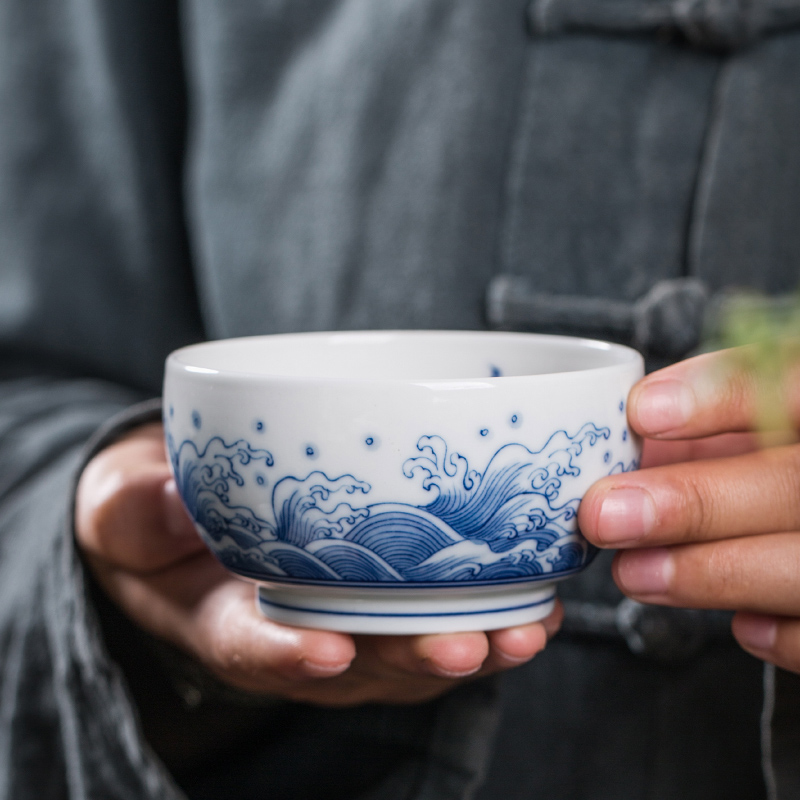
[191,410,202,430]
[480,428,489,437]
[254,420,265,433]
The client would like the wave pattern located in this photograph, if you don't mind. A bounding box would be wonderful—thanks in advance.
[168,424,617,586]
[169,436,275,551]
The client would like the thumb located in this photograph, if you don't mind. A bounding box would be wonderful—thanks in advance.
[75,425,206,572]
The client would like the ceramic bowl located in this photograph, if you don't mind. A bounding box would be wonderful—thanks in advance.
[163,331,643,634]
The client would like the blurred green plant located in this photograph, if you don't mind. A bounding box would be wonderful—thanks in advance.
[707,290,800,433]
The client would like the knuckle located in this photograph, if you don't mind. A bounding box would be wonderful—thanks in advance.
[75,464,126,553]
[675,474,716,542]
[205,608,286,682]
[720,366,757,423]
[778,448,800,529]
[204,604,248,674]
[76,433,171,543]
[208,625,246,676]
[77,457,175,569]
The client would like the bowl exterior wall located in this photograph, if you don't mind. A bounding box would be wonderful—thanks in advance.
[164,336,642,596]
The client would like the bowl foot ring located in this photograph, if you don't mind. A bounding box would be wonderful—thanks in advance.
[256,584,557,635]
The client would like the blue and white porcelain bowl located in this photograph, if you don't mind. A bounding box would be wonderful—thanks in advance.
[163,331,643,634]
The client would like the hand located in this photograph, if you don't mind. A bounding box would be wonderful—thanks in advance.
[578,348,800,672]
[75,423,561,707]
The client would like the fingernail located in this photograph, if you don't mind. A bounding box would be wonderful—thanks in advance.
[596,488,657,545]
[616,548,673,596]
[299,658,351,678]
[735,614,777,652]
[494,650,536,666]
[634,380,695,435]
[163,479,197,538]
[426,663,482,679]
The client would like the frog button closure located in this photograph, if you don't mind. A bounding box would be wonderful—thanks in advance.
[486,276,709,360]
[526,0,800,52]
[561,599,734,662]
[487,277,800,361]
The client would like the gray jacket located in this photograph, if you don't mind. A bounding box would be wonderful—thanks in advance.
[1,1,800,798]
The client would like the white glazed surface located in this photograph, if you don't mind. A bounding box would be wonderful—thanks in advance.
[163,331,643,634]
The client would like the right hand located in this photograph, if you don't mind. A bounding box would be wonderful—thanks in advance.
[75,422,562,707]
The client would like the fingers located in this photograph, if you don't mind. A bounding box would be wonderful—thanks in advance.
[99,535,562,704]
[194,580,357,683]
[78,425,562,704]
[362,631,490,678]
[639,431,798,469]
[612,533,800,615]
[80,423,562,704]
[75,423,205,572]
[359,602,562,680]
[732,613,800,673]
[485,600,562,671]
[580,444,800,549]
[628,348,800,440]
[99,554,358,684]
[619,349,800,674]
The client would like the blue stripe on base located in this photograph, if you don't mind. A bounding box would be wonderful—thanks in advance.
[233,558,592,589]
[258,593,555,618]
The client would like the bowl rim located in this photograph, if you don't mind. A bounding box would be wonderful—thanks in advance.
[166,330,643,386]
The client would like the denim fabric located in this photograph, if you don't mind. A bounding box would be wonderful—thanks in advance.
[1,0,799,798]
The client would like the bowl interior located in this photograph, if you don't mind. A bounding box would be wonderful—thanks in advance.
[171,331,639,381]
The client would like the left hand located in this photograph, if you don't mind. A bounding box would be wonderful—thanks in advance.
[578,347,800,672]
[76,423,562,710]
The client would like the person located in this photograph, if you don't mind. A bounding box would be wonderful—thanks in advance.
[2,1,800,798]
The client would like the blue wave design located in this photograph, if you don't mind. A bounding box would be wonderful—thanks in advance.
[168,435,275,550]
[345,505,460,571]
[272,472,371,548]
[168,423,614,585]
[403,425,606,553]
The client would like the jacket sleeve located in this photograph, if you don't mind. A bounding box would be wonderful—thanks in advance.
[0,382,190,799]
[0,2,203,797]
